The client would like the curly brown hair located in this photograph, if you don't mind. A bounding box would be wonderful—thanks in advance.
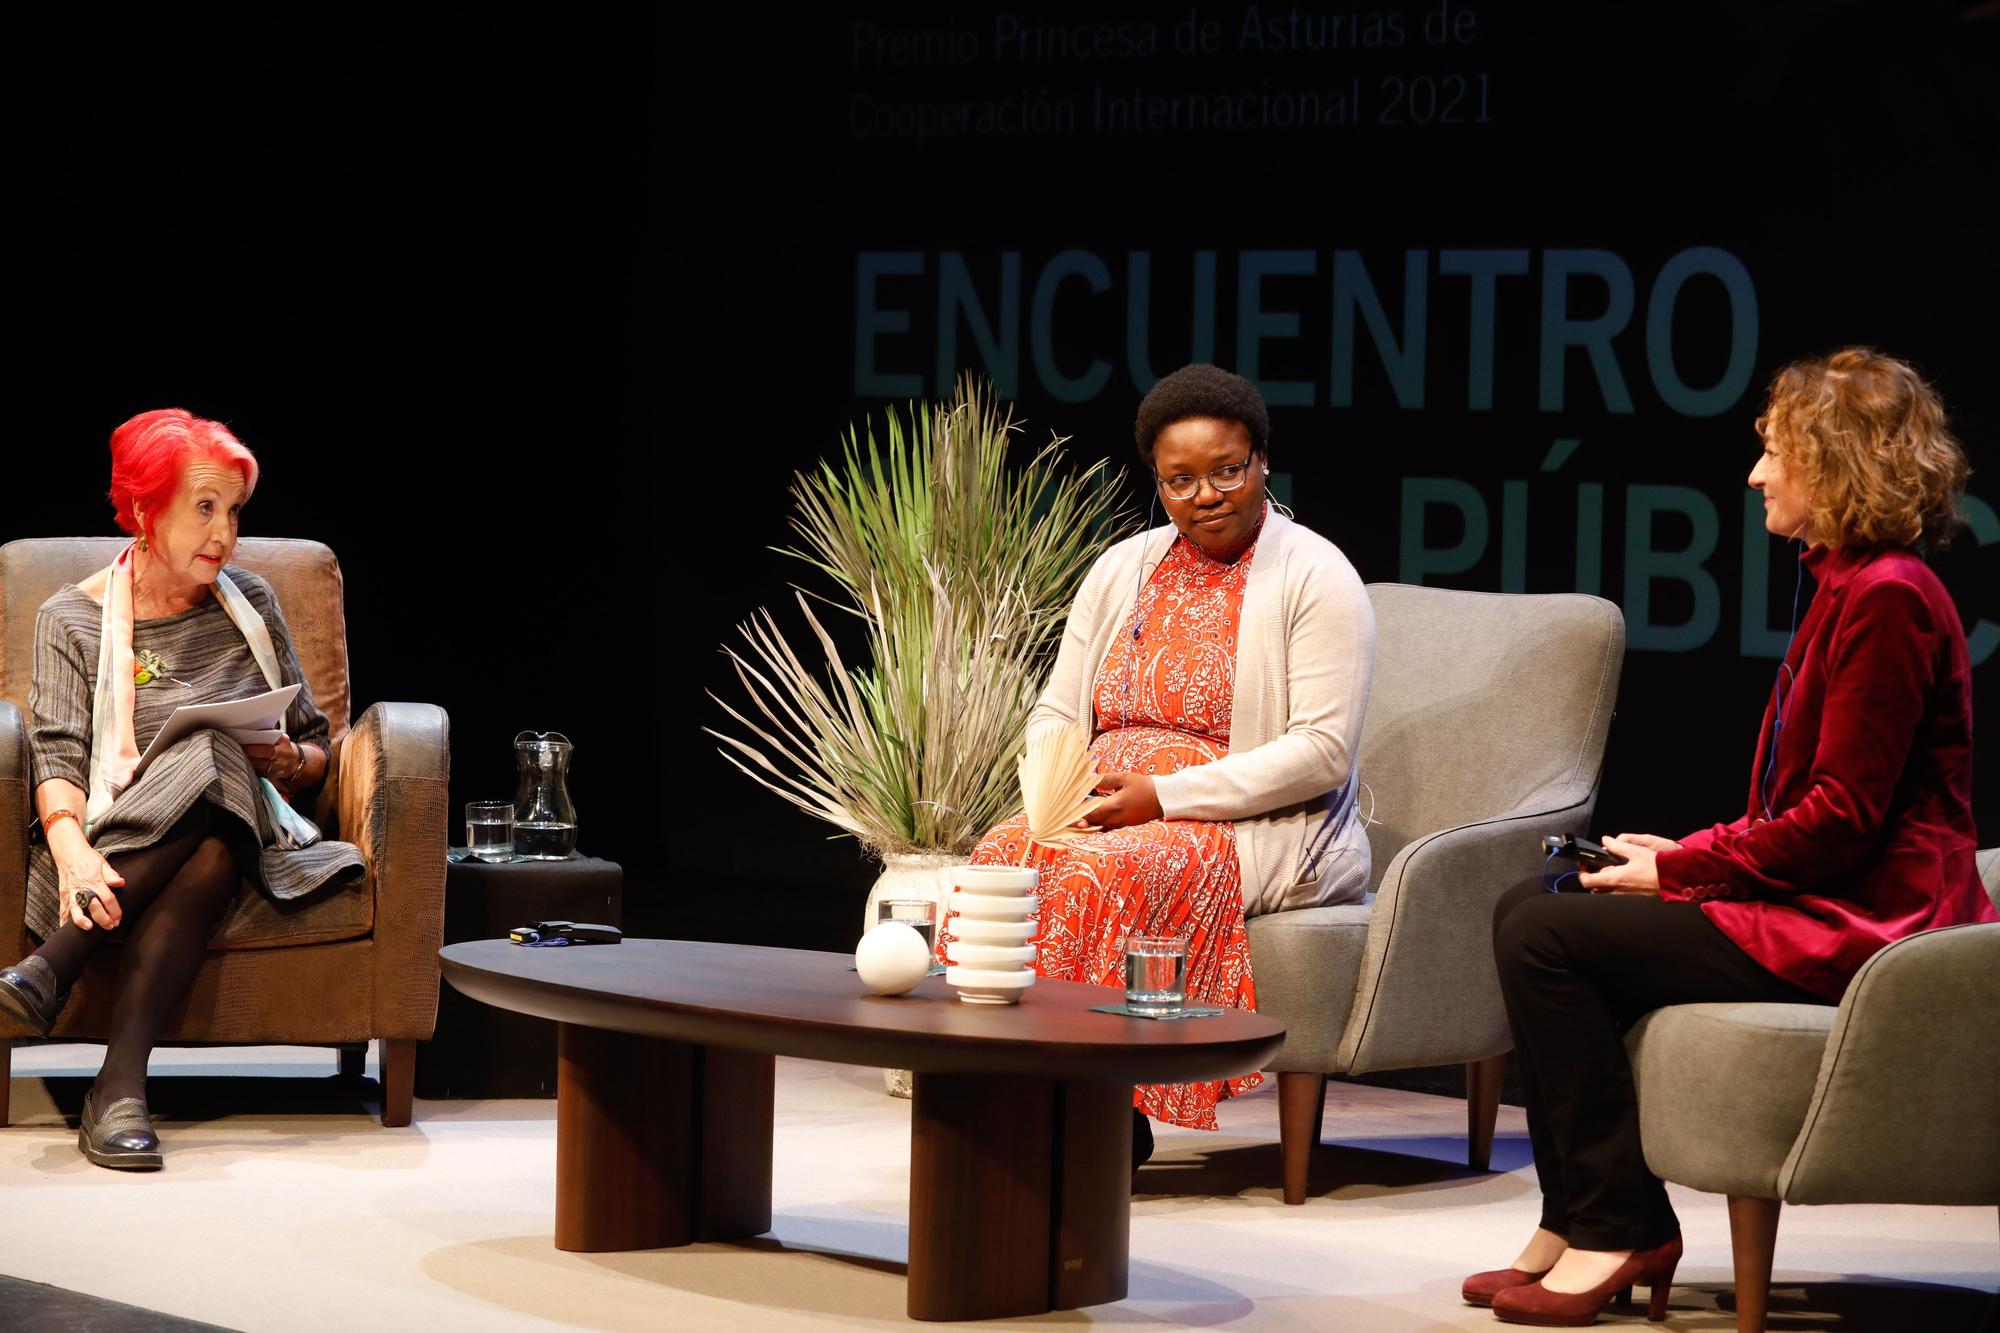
[1757,348,1970,552]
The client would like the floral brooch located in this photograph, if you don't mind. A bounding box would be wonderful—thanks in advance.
[134,648,170,686]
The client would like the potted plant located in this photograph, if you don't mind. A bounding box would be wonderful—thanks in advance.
[709,374,1127,974]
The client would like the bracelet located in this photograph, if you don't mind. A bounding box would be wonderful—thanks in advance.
[42,808,81,836]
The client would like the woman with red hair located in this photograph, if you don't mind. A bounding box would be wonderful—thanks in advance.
[0,409,362,1170]
[1470,349,1996,1326]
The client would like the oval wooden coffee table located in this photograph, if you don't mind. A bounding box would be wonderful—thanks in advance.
[439,938,1283,1321]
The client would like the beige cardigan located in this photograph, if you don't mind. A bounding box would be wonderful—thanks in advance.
[1030,508,1375,915]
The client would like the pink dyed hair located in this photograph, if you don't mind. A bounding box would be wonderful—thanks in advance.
[107,409,259,540]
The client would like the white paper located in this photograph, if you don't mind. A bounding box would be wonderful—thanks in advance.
[134,684,301,779]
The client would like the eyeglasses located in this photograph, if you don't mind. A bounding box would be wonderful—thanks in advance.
[1155,457,1256,501]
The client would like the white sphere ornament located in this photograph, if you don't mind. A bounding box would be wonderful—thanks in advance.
[855,921,933,996]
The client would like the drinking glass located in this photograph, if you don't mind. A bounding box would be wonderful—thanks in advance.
[877,896,940,957]
[1123,934,1188,1013]
[466,801,515,862]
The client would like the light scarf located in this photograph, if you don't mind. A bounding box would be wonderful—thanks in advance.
[86,542,322,848]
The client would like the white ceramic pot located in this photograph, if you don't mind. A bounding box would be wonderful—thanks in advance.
[863,850,968,1098]
[862,850,965,941]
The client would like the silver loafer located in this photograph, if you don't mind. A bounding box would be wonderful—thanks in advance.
[79,1090,163,1171]
[0,956,66,1037]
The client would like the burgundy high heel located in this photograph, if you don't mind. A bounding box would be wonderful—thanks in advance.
[1489,1235,1682,1326]
[1460,1266,1550,1307]
[1465,1267,1632,1310]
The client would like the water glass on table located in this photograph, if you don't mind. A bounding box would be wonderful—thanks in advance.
[466,802,516,863]
[877,896,941,957]
[1123,935,1188,1013]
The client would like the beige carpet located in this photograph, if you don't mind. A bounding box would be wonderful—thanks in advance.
[2,1044,1993,1331]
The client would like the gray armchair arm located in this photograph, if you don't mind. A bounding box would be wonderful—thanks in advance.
[1335,788,1598,1074]
[0,701,28,962]
[337,701,450,1039]
[1779,921,2000,1205]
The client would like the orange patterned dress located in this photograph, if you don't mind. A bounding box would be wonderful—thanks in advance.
[968,531,1261,1129]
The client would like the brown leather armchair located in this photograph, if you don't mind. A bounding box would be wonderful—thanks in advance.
[0,537,449,1126]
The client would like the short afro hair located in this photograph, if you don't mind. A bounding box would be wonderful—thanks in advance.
[1133,364,1271,465]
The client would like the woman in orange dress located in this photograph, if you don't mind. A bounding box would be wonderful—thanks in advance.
[963,364,1376,1161]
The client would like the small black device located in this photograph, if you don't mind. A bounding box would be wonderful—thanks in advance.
[1539,833,1627,871]
[508,920,622,946]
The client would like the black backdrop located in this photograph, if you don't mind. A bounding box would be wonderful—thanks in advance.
[8,5,1995,953]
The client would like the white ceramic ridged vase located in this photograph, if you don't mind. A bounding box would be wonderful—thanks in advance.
[942,865,1038,1003]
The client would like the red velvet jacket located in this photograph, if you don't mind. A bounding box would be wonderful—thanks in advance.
[1656,545,1996,1000]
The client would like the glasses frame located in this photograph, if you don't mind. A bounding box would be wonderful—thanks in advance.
[1155,454,1257,502]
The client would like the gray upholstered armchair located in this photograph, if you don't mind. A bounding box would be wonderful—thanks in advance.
[1249,583,1625,1203]
[1625,850,2000,1333]
[0,537,450,1126]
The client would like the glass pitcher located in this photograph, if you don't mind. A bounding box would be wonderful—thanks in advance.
[512,730,578,860]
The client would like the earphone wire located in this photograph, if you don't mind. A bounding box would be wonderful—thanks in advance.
[1542,846,1580,894]
[1756,538,1808,821]
[1121,489,1163,723]
[1295,772,1359,882]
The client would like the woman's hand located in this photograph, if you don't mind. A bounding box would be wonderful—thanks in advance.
[51,826,125,931]
[1577,832,1680,895]
[240,735,298,782]
[241,736,314,798]
[1081,772,1163,831]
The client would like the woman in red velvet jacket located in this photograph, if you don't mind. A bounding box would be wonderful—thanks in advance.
[1469,348,1997,1327]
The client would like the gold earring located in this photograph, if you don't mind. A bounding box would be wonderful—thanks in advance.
[138,536,149,552]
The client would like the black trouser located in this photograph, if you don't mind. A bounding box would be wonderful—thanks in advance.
[1491,881,1826,1250]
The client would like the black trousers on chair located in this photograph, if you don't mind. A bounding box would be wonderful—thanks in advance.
[1492,882,1826,1250]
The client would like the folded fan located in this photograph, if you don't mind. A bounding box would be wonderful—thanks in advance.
[1017,723,1100,863]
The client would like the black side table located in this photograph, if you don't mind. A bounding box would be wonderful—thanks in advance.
[416,852,624,1098]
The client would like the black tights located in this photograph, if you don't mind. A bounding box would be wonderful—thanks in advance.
[1491,881,1825,1250]
[32,803,246,1103]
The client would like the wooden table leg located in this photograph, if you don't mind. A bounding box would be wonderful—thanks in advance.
[907,1074,1131,1321]
[696,1044,777,1240]
[554,1024,774,1252]
[1051,1080,1132,1312]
